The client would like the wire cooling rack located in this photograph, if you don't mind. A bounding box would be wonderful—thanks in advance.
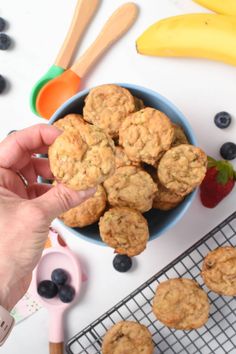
[67,212,236,354]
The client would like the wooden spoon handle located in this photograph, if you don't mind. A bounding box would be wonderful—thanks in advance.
[71,2,138,77]
[55,0,100,69]
[49,342,64,354]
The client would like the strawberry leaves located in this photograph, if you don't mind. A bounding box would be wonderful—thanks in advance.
[207,156,236,185]
[207,156,217,168]
[200,157,235,208]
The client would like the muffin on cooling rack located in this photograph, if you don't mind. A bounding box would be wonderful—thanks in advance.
[202,246,236,296]
[153,278,210,330]
[102,321,154,354]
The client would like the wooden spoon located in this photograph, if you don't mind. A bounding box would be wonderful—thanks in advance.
[36,3,138,119]
[30,0,100,116]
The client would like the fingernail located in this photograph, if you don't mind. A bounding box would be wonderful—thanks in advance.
[79,187,97,200]
[52,126,63,134]
[85,187,97,197]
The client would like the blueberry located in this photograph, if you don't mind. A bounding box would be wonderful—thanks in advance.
[37,280,58,299]
[51,268,68,286]
[0,75,6,93]
[58,285,75,303]
[0,33,11,50]
[220,142,236,160]
[214,112,232,129]
[0,18,6,32]
[113,254,132,272]
[7,130,17,136]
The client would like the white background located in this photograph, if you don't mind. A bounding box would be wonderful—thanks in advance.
[1,0,236,353]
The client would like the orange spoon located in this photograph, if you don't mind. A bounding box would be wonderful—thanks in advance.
[36,2,138,119]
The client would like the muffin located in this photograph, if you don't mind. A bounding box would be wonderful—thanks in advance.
[59,185,107,227]
[158,144,207,196]
[99,207,149,256]
[115,146,140,169]
[153,180,184,211]
[202,246,236,296]
[119,107,174,165]
[49,124,115,190]
[134,96,145,111]
[83,84,136,138]
[153,278,210,330]
[172,123,189,147]
[53,113,85,131]
[103,166,157,213]
[143,164,184,211]
[102,321,154,354]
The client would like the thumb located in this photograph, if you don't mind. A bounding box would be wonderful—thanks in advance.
[34,183,96,221]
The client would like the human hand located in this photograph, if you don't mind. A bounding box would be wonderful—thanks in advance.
[0,124,95,310]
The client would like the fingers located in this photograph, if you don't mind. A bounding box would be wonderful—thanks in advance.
[20,157,53,185]
[20,162,37,185]
[0,124,61,170]
[0,167,28,198]
[32,158,54,179]
[34,183,96,221]
[27,183,53,199]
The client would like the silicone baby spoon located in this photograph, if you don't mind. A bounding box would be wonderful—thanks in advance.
[32,235,82,354]
[36,2,138,119]
[30,0,100,116]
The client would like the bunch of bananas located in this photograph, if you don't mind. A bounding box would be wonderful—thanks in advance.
[193,0,236,15]
[136,1,236,66]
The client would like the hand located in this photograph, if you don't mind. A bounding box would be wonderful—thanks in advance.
[0,124,95,310]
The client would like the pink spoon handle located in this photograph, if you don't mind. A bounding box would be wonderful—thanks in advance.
[33,230,82,354]
[49,310,64,353]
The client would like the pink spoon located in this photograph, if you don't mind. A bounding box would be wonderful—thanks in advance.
[32,235,82,354]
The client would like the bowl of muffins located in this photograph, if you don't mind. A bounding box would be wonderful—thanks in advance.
[48,83,207,255]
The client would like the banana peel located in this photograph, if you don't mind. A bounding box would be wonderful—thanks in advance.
[136,14,236,67]
[193,0,236,16]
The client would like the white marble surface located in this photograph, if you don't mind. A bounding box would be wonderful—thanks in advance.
[1,0,236,352]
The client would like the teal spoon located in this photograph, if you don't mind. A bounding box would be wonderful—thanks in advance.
[30,0,100,117]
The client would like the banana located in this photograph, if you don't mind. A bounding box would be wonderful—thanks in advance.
[193,0,236,16]
[136,14,236,66]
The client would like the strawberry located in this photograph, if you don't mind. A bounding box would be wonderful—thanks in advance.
[200,157,236,208]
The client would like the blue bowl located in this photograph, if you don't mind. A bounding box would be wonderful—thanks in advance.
[49,84,197,245]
